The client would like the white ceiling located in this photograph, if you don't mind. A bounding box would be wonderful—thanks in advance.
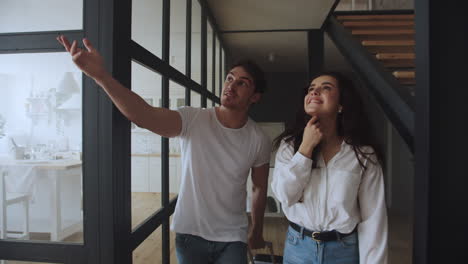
[223,32,308,72]
[206,0,337,72]
[207,0,336,31]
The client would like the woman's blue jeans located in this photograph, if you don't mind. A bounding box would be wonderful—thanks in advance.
[283,226,359,264]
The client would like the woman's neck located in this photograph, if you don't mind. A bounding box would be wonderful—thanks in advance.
[317,116,342,149]
[315,116,342,165]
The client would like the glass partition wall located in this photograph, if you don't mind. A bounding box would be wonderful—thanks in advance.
[0,0,227,263]
[0,0,92,263]
[130,1,226,262]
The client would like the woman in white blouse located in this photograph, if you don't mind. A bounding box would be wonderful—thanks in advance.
[271,72,387,264]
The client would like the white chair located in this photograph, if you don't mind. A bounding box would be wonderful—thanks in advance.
[0,169,30,241]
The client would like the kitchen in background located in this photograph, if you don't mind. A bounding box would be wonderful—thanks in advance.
[0,52,83,243]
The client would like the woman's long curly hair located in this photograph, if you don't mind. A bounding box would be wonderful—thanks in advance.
[273,71,382,169]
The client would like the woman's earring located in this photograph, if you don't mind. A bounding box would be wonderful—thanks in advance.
[338,107,343,114]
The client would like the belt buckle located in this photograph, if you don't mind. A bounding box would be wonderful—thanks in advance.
[312,231,321,242]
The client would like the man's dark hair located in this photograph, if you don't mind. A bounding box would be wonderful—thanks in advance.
[230,60,267,94]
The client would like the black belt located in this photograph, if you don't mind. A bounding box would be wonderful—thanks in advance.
[289,222,356,242]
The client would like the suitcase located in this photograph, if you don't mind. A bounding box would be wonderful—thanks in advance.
[248,241,283,264]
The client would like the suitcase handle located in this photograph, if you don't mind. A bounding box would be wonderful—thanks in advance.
[248,241,276,264]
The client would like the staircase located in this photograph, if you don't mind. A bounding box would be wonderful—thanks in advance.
[336,14,416,90]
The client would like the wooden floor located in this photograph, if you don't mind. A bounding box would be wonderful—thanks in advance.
[131,192,179,263]
[5,193,412,264]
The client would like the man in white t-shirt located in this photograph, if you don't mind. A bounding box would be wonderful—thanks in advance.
[57,36,271,263]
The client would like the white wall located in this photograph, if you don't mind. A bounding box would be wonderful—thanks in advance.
[0,0,82,33]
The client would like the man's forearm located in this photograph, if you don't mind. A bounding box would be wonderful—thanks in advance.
[56,35,180,136]
[251,186,267,233]
[95,73,152,127]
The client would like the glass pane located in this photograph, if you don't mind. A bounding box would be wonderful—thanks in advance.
[1,261,61,264]
[169,81,185,197]
[131,61,162,228]
[222,47,227,82]
[0,0,82,33]
[221,46,225,97]
[335,0,370,11]
[170,0,186,74]
[215,38,221,98]
[190,91,201,108]
[220,48,228,98]
[191,0,202,84]
[133,226,176,264]
[132,0,163,58]
[207,23,214,94]
[0,53,83,243]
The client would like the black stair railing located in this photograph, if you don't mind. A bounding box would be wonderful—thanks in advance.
[323,15,414,153]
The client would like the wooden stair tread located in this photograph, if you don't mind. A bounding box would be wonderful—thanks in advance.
[376,53,415,60]
[337,14,417,85]
[352,29,415,35]
[343,21,414,27]
[393,71,415,79]
[363,40,415,46]
[336,14,414,21]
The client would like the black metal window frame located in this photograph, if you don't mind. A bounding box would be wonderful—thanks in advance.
[0,0,100,263]
[127,0,228,263]
[0,0,228,263]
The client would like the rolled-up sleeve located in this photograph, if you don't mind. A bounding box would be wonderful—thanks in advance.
[357,157,388,264]
[176,106,199,138]
[252,130,273,168]
[271,140,313,207]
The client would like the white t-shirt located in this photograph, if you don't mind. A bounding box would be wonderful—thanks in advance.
[170,107,271,243]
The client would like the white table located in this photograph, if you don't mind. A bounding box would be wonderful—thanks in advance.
[0,159,82,241]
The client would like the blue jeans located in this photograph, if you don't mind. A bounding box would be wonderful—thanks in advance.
[283,226,359,264]
[175,233,248,264]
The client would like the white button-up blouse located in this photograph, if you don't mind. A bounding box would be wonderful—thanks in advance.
[271,140,388,264]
